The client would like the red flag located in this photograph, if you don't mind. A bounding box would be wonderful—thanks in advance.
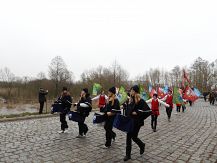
[182,69,191,88]
[183,86,198,102]
[150,88,157,98]
[179,88,183,95]
[158,87,166,99]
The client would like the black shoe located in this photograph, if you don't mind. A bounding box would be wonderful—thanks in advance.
[84,128,88,136]
[76,135,83,138]
[123,156,131,162]
[104,144,111,148]
[112,135,116,142]
[153,129,157,132]
[105,144,111,148]
[140,144,145,155]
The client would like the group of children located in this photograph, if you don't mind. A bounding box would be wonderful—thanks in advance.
[54,85,188,161]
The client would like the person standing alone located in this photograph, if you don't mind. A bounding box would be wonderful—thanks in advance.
[38,88,48,114]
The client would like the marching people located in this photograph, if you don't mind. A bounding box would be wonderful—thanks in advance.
[58,87,72,133]
[161,89,173,122]
[76,88,92,138]
[104,87,120,148]
[146,93,169,132]
[38,88,48,114]
[123,85,149,162]
[92,90,108,112]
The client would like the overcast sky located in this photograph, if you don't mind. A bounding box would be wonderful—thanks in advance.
[0,0,217,80]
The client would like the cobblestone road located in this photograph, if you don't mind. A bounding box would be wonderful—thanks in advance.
[0,100,217,163]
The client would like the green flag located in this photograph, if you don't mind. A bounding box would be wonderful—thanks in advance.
[173,87,184,104]
[92,83,102,96]
[118,86,128,106]
[139,84,150,100]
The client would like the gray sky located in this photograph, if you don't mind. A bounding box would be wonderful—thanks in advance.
[0,0,217,80]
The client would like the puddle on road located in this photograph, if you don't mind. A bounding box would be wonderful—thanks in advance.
[0,105,38,115]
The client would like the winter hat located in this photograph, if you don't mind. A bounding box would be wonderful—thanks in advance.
[131,85,140,94]
[83,88,89,94]
[62,87,68,91]
[153,93,158,98]
[109,87,116,94]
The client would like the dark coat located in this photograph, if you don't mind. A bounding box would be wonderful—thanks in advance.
[38,90,48,103]
[77,94,92,117]
[105,99,121,114]
[104,98,121,126]
[58,93,72,113]
[126,98,150,127]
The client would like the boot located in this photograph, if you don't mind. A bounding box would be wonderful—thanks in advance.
[140,143,145,155]
[123,156,131,162]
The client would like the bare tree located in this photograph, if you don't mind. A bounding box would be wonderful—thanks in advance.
[190,57,212,91]
[48,56,72,96]
[170,66,182,87]
[149,68,161,86]
[37,72,46,80]
[0,67,15,98]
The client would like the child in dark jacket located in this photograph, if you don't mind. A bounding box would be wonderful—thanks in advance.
[76,88,92,138]
[58,87,72,134]
[123,85,150,161]
[104,87,121,148]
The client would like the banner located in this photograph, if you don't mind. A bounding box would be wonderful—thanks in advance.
[148,83,152,93]
[183,86,198,102]
[173,87,184,104]
[118,86,128,105]
[158,87,166,99]
[163,85,169,94]
[193,88,201,97]
[92,83,102,96]
[150,88,157,98]
[139,84,150,100]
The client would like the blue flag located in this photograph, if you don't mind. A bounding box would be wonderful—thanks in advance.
[148,83,152,93]
[163,85,169,94]
[193,88,201,97]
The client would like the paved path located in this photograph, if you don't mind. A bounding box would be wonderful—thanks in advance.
[0,100,217,163]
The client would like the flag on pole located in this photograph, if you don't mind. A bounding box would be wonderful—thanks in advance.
[193,88,201,97]
[182,69,191,88]
[158,87,166,99]
[148,83,152,93]
[163,85,169,94]
[173,87,184,104]
[183,86,198,102]
[118,86,128,106]
[92,83,102,96]
[139,84,150,100]
[150,88,157,98]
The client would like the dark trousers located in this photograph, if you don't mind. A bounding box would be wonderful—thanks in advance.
[182,105,186,112]
[104,117,116,147]
[151,115,158,130]
[126,124,144,157]
[210,99,215,105]
[176,106,181,112]
[189,101,192,106]
[166,107,172,119]
[78,118,88,136]
[60,113,68,131]
[39,102,44,114]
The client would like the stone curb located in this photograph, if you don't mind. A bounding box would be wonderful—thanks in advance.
[0,114,58,122]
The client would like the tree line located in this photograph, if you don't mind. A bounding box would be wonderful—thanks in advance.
[0,56,217,103]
